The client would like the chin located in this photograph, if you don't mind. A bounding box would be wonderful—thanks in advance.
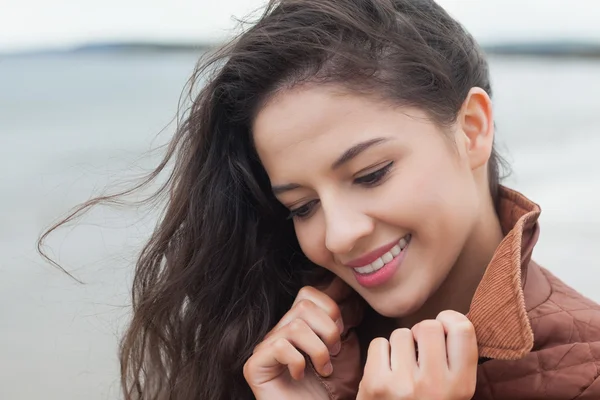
[366,293,427,319]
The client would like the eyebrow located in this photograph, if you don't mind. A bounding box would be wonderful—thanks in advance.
[331,137,389,170]
[271,137,390,196]
[272,182,301,196]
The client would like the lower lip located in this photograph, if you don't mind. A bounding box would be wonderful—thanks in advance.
[352,241,409,288]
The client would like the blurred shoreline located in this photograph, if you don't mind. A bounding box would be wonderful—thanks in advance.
[1,46,599,400]
[3,40,600,59]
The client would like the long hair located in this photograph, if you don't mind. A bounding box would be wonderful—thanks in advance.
[39,0,506,398]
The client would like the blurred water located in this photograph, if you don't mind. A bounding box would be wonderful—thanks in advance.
[0,53,599,400]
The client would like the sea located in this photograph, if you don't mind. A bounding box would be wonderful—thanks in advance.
[1,51,599,399]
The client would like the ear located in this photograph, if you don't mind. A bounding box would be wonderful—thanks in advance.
[457,87,494,170]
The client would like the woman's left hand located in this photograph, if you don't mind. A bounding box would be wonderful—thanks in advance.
[357,310,478,400]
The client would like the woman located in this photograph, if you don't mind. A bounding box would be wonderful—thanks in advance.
[42,0,600,399]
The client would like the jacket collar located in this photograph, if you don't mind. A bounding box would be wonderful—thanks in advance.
[465,186,541,360]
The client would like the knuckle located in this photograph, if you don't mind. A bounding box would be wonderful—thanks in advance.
[372,336,389,345]
[323,298,341,321]
[436,310,475,334]
[324,321,342,345]
[390,327,412,342]
[287,318,309,334]
[323,331,340,349]
[392,382,415,399]
[297,286,317,300]
[418,376,437,390]
[455,320,476,336]
[271,337,290,352]
[294,298,316,314]
[415,379,444,399]
[413,319,444,336]
[361,379,390,397]
[242,357,256,381]
[313,349,331,367]
[316,342,330,357]
[436,309,463,321]
[369,337,389,350]
[297,286,341,321]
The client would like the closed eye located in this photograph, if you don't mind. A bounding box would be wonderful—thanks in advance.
[286,162,394,221]
[354,161,393,186]
[287,199,319,220]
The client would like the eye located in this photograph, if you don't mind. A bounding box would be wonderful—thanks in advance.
[287,199,320,220]
[354,161,393,187]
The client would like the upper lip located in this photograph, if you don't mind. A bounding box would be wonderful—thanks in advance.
[344,238,402,268]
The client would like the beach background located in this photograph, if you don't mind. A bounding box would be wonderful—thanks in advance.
[1,1,599,399]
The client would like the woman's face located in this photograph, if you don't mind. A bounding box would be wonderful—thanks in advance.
[253,85,487,317]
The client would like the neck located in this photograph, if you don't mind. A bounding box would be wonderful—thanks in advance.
[398,194,504,328]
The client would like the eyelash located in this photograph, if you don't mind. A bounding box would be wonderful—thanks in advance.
[287,161,394,220]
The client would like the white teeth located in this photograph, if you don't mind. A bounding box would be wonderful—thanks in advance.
[371,258,384,269]
[381,252,393,263]
[398,237,408,249]
[354,235,411,275]
[355,263,378,274]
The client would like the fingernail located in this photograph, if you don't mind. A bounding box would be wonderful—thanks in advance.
[322,362,333,376]
[331,341,341,356]
[336,319,344,334]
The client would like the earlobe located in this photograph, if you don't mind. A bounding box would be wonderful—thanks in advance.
[459,87,494,170]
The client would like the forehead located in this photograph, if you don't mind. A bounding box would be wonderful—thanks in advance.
[252,85,394,169]
[254,86,348,149]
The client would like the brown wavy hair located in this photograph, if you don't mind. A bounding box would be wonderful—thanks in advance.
[39,0,507,398]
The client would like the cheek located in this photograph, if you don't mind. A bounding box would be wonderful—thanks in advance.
[389,154,477,238]
[413,168,479,257]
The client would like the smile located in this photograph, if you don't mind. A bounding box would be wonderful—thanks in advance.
[354,234,411,274]
[354,235,410,274]
[345,234,412,288]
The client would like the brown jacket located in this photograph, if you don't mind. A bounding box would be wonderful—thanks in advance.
[311,187,600,399]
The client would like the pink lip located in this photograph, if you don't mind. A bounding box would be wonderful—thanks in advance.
[353,243,408,288]
[345,238,402,268]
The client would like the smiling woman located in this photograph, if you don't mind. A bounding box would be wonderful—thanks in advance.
[253,85,500,321]
[40,0,600,399]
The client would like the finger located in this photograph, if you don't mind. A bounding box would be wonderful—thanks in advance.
[363,337,391,377]
[247,338,306,383]
[288,287,344,333]
[293,286,343,322]
[319,277,360,337]
[276,319,333,377]
[389,328,417,375]
[267,299,342,354]
[411,320,447,373]
[436,310,478,372]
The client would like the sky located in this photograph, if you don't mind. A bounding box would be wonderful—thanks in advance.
[1,0,599,53]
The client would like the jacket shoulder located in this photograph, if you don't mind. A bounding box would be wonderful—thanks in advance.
[575,368,600,399]
[529,267,600,397]
[529,267,600,346]
[475,265,600,399]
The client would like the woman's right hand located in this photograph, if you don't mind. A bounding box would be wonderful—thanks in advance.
[243,279,350,400]
[357,310,478,400]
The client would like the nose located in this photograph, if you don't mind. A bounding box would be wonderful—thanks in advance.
[323,199,374,255]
